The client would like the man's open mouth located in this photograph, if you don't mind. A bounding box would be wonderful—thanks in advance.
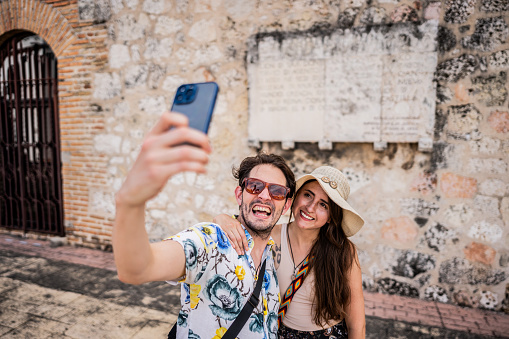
[252,205,272,217]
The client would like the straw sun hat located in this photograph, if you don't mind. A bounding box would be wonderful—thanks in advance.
[295,166,365,237]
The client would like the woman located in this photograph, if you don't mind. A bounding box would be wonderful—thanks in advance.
[215,166,365,338]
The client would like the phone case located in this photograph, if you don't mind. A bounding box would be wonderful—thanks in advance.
[171,82,219,133]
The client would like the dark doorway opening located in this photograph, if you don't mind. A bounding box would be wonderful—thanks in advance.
[0,32,64,236]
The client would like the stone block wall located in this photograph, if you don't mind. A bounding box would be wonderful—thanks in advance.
[1,0,508,312]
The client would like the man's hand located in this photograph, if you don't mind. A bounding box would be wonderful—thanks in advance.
[116,112,212,208]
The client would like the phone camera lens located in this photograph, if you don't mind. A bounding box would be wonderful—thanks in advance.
[179,87,186,93]
[177,95,183,101]
[186,89,194,97]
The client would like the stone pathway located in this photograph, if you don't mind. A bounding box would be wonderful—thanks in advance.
[1,234,508,338]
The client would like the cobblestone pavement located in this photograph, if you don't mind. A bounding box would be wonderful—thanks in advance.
[1,234,508,338]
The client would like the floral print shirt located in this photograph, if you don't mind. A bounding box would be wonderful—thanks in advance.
[167,222,280,339]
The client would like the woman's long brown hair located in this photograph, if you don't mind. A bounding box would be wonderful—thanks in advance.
[293,180,357,326]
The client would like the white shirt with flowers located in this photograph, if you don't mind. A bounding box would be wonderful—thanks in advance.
[167,222,280,339]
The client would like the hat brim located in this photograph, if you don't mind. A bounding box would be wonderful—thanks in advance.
[295,174,365,237]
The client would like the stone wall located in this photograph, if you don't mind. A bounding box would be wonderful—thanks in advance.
[1,0,508,312]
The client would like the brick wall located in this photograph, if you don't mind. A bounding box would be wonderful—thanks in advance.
[0,0,112,248]
[0,0,508,313]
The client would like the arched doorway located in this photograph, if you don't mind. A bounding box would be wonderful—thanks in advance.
[0,32,64,236]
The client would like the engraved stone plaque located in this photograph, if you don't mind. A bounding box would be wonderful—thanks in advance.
[247,21,438,148]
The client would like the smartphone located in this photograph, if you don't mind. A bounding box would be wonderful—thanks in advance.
[171,82,219,133]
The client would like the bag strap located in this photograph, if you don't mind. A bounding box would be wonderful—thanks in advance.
[168,260,266,339]
[278,255,310,328]
[223,258,266,339]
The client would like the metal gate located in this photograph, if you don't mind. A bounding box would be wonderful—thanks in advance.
[0,34,64,236]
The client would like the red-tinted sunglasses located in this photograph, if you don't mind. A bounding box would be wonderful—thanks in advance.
[242,178,290,200]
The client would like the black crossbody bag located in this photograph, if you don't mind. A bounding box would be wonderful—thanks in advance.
[168,259,267,339]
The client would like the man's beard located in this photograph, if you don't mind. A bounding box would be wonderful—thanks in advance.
[239,198,279,239]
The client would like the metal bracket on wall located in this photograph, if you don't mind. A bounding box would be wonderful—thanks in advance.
[318,139,332,150]
[373,141,388,152]
[418,138,433,152]
[248,138,261,148]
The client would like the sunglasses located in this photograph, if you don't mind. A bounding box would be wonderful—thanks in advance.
[242,178,290,200]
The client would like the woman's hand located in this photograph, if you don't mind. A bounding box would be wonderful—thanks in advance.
[213,214,249,255]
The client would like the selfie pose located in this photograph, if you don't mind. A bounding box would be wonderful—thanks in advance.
[113,109,298,338]
[216,166,366,338]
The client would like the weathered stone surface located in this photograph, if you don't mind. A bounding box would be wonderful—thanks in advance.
[381,216,419,243]
[116,13,149,41]
[109,44,130,69]
[390,5,418,23]
[464,242,496,265]
[341,168,371,194]
[417,274,431,287]
[500,252,509,267]
[502,197,509,227]
[79,0,111,23]
[439,257,506,285]
[424,285,449,303]
[440,172,477,198]
[468,158,508,175]
[475,196,501,219]
[337,8,358,28]
[490,49,509,68]
[93,73,121,100]
[94,134,122,154]
[144,37,173,60]
[468,221,504,243]
[424,1,441,20]
[389,249,436,278]
[480,290,498,310]
[481,0,509,12]
[435,54,477,82]
[462,17,509,52]
[443,203,474,227]
[155,16,183,35]
[430,142,454,171]
[111,0,123,13]
[377,278,419,297]
[78,0,95,20]
[469,137,501,155]
[453,289,479,308]
[147,64,166,90]
[444,0,476,24]
[471,72,508,106]
[454,83,470,102]
[488,110,509,133]
[400,198,439,217]
[410,172,437,195]
[189,19,217,43]
[446,104,481,141]
[138,96,166,116]
[359,6,387,25]
[125,65,149,88]
[142,0,169,14]
[436,83,452,103]
[479,178,507,197]
[125,0,138,9]
[425,223,458,252]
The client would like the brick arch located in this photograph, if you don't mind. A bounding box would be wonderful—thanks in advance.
[0,0,76,56]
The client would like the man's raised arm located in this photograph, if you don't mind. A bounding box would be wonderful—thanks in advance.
[113,112,211,285]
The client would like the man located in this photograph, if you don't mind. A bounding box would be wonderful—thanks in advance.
[113,112,295,338]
